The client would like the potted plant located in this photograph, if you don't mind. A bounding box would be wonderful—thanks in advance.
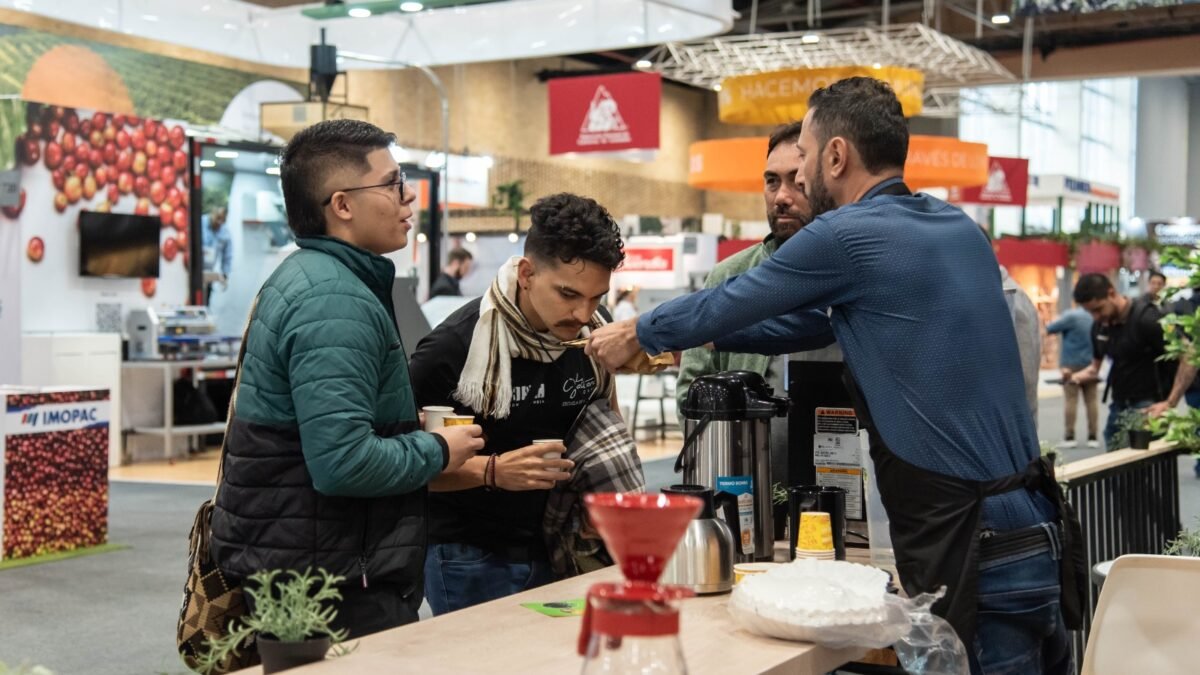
[492,180,525,232]
[772,482,789,541]
[193,568,352,674]
[1150,247,1200,457]
[1164,518,1200,557]
[1116,408,1153,450]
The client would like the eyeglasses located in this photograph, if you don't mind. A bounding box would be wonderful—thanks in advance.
[321,171,406,206]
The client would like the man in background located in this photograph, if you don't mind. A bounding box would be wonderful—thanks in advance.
[675,121,832,481]
[1047,304,1098,448]
[1144,270,1167,307]
[430,247,474,298]
[202,206,233,302]
[1000,268,1042,426]
[1071,273,1174,449]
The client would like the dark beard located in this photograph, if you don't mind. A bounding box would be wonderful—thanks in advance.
[807,159,838,218]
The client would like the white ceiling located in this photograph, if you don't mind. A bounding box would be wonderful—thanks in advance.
[4,0,735,69]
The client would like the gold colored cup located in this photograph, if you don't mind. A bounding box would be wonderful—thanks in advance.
[797,511,834,551]
[733,562,777,585]
[442,415,475,426]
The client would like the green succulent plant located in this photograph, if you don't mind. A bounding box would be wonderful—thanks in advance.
[192,568,354,674]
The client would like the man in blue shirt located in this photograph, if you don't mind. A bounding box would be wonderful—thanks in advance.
[588,78,1079,674]
[202,206,233,300]
[1046,306,1098,448]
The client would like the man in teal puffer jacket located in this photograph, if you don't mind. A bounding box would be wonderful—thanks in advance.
[210,119,483,637]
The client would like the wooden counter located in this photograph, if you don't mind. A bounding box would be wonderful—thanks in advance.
[269,565,865,675]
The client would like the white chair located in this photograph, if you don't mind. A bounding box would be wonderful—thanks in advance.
[1081,554,1200,674]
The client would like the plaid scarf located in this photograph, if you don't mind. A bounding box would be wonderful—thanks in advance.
[544,398,645,578]
[455,256,614,419]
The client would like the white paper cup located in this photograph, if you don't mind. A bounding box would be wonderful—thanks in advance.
[533,439,564,460]
[422,406,453,431]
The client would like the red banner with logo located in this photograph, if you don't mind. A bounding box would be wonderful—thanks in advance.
[622,247,675,272]
[548,72,661,155]
[994,237,1070,268]
[953,156,1029,206]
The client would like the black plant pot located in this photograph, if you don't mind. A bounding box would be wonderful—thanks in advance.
[257,635,331,674]
[1129,429,1153,450]
[773,503,789,541]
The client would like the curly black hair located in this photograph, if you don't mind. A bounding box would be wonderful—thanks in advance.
[279,119,396,238]
[525,193,625,271]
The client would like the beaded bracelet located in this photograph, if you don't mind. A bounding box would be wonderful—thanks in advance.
[484,453,499,490]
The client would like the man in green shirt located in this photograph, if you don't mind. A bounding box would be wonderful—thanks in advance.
[676,121,833,478]
[676,121,824,398]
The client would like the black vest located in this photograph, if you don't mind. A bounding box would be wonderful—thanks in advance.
[210,416,426,606]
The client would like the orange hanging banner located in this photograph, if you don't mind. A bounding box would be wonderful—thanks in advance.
[718,66,924,125]
[687,137,769,193]
[688,135,987,193]
[904,135,989,190]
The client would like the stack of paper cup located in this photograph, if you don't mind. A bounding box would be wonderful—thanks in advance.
[795,511,836,560]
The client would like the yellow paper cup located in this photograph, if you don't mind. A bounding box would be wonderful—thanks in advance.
[797,511,834,551]
[733,562,777,585]
[442,415,475,427]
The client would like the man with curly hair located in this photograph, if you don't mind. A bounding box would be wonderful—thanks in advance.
[409,192,641,614]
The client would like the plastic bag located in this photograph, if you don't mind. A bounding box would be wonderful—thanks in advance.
[893,587,970,675]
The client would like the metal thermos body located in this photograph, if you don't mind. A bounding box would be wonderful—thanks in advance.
[681,418,775,562]
[678,371,789,564]
[659,485,736,593]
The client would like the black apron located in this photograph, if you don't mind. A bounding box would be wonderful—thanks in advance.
[843,180,1088,648]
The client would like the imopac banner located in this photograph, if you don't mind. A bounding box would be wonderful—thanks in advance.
[1,388,110,560]
[548,72,661,155]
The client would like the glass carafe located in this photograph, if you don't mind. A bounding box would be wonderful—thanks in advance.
[579,589,686,675]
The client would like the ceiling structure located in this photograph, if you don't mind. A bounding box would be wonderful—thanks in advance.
[6,0,1198,118]
[568,0,1200,117]
[724,0,1200,54]
[639,23,1015,118]
[4,0,734,69]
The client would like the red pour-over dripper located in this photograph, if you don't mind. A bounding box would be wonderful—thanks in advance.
[577,493,702,657]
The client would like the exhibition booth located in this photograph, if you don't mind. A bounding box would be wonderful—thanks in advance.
[0,2,1197,674]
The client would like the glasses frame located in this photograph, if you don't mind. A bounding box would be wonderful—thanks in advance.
[321,171,407,206]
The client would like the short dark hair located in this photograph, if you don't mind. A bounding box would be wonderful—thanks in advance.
[1150,270,1167,282]
[807,77,908,173]
[1074,273,1114,304]
[447,247,473,264]
[525,193,625,271]
[767,121,803,157]
[279,119,396,238]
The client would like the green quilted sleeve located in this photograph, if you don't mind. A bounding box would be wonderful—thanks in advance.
[278,284,445,498]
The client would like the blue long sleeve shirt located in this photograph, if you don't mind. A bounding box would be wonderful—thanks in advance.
[638,178,1052,531]
[1045,308,1094,369]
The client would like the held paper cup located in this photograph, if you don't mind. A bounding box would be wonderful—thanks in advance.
[422,406,454,431]
[533,439,564,460]
[733,562,778,585]
[443,415,475,427]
